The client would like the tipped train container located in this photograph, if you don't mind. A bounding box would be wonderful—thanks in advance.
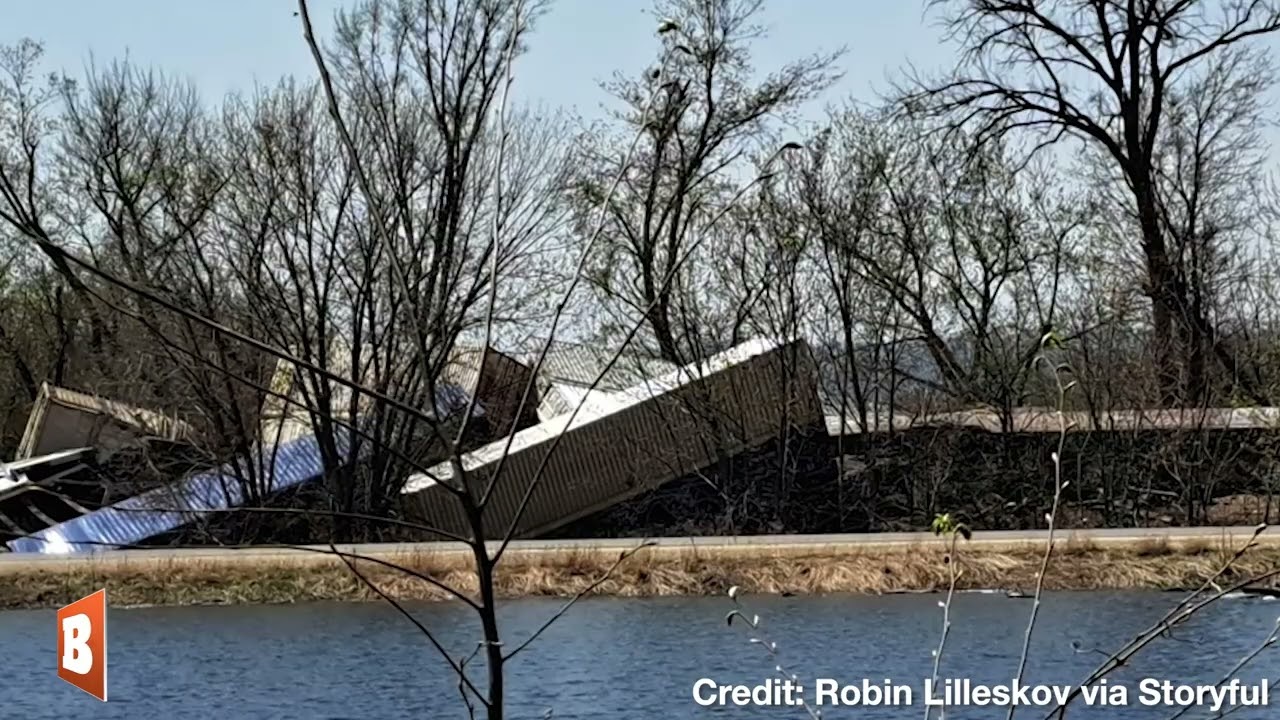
[16,383,195,460]
[400,337,824,540]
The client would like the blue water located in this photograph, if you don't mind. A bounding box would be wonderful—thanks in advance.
[1,591,1277,719]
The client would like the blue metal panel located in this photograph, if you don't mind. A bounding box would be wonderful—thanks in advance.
[5,431,346,554]
[5,378,482,554]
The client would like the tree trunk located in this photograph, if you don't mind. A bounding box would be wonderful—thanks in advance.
[1135,176,1192,406]
[648,296,682,365]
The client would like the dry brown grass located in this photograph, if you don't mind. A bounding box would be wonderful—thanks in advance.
[1059,534,1101,556]
[5,542,1280,610]
[1131,537,1174,557]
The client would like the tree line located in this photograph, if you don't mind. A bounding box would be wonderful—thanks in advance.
[1,0,1280,520]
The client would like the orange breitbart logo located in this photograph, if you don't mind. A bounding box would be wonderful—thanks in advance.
[57,589,108,701]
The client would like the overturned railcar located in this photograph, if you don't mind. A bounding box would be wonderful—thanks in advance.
[400,337,824,540]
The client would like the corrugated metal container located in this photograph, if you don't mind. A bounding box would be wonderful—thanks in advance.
[443,345,538,435]
[532,342,678,391]
[258,345,482,447]
[824,406,1280,436]
[401,337,823,539]
[535,381,617,422]
[6,431,344,554]
[528,343,679,422]
[16,383,195,460]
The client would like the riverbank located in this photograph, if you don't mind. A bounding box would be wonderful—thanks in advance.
[4,531,1279,609]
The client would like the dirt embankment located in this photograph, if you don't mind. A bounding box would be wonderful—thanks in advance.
[4,534,1278,610]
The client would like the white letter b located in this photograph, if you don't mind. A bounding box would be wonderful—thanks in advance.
[61,613,93,675]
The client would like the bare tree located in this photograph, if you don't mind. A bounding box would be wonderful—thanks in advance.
[292,1,740,717]
[215,73,571,534]
[904,0,1280,406]
[569,0,840,365]
[0,42,286,516]
[792,109,1080,425]
[0,2,654,716]
[0,41,108,450]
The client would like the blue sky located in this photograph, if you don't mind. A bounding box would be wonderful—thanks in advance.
[2,1,1277,158]
[3,1,955,121]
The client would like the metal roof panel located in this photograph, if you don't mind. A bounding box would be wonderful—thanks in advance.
[5,431,346,554]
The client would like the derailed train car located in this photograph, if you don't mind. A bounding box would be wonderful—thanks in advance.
[400,337,823,540]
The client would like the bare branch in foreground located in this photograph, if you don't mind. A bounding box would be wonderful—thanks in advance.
[503,541,656,662]
[1046,523,1276,718]
[1007,347,1074,720]
[328,542,491,709]
[1168,617,1280,720]
[724,586,822,720]
[924,518,968,720]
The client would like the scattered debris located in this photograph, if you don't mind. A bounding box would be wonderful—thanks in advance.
[17,383,194,460]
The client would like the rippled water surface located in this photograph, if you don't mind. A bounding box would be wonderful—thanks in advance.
[2,591,1277,719]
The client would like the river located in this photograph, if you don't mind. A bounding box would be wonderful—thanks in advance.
[1,591,1276,719]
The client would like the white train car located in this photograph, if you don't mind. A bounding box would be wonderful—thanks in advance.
[401,337,823,540]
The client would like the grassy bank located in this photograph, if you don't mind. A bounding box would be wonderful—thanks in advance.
[4,534,1279,610]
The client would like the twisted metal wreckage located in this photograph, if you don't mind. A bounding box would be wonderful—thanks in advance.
[7,335,1276,553]
[1,337,826,553]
